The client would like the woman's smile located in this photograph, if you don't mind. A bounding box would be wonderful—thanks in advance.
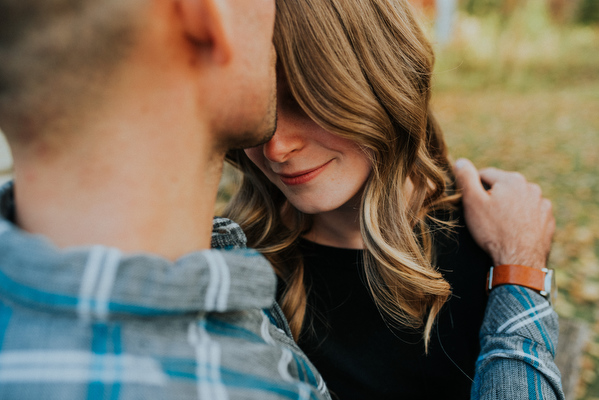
[276,159,334,186]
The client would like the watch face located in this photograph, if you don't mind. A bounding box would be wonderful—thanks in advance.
[543,268,557,304]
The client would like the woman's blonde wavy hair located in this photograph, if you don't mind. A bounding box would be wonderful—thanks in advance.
[225,0,457,350]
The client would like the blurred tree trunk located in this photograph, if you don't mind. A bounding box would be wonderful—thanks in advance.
[500,0,519,18]
[548,0,583,24]
[436,0,457,45]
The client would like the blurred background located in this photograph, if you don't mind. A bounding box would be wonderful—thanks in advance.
[0,0,597,397]
[419,0,599,398]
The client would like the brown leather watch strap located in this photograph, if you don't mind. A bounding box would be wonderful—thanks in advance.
[487,264,546,293]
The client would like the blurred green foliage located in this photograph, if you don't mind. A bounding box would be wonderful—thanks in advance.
[578,0,599,25]
[464,0,599,24]
[463,0,506,16]
[435,1,599,91]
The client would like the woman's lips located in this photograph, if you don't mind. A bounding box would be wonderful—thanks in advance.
[277,160,332,186]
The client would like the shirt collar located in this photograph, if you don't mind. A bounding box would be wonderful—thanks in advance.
[0,181,276,319]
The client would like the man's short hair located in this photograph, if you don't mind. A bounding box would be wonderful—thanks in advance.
[0,0,145,138]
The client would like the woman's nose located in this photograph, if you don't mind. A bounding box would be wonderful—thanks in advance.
[262,115,304,163]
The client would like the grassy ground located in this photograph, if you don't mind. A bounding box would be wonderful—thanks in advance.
[431,5,599,398]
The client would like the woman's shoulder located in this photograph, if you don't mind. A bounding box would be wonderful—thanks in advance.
[430,204,489,263]
[430,203,491,305]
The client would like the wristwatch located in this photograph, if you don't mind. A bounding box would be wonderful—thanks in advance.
[487,264,557,304]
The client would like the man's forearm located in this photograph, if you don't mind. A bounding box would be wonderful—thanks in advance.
[472,285,565,400]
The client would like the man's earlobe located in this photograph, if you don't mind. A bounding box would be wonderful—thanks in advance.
[177,0,232,65]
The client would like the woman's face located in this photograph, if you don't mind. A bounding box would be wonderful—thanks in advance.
[244,76,372,215]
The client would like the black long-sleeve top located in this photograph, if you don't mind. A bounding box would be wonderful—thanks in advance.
[279,210,491,400]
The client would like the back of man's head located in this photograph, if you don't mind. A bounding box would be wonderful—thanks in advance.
[0,0,277,258]
[0,0,145,141]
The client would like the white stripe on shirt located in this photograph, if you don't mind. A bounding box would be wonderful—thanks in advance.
[95,248,122,320]
[278,348,294,382]
[188,322,228,400]
[203,251,221,311]
[477,349,562,384]
[261,312,276,346]
[0,351,167,385]
[211,251,231,312]
[497,301,550,333]
[78,246,105,320]
[209,337,228,400]
[505,308,554,334]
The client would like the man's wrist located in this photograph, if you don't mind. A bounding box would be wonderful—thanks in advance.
[487,264,557,304]
[492,254,547,271]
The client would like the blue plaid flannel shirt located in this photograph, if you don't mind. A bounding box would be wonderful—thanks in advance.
[0,181,330,400]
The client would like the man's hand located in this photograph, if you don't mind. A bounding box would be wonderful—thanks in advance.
[453,158,555,270]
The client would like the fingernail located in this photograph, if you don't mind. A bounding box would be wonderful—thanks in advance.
[455,159,468,169]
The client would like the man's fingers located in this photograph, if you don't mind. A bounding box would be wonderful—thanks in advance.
[479,168,526,188]
[453,158,488,202]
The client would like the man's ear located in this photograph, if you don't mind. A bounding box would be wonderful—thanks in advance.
[177,0,232,64]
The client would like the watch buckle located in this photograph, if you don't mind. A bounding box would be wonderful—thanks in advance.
[541,268,552,297]
[487,266,494,292]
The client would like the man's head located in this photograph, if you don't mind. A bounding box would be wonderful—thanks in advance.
[0,0,141,140]
[0,0,277,152]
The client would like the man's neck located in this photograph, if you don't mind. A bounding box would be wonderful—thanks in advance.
[10,118,222,261]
